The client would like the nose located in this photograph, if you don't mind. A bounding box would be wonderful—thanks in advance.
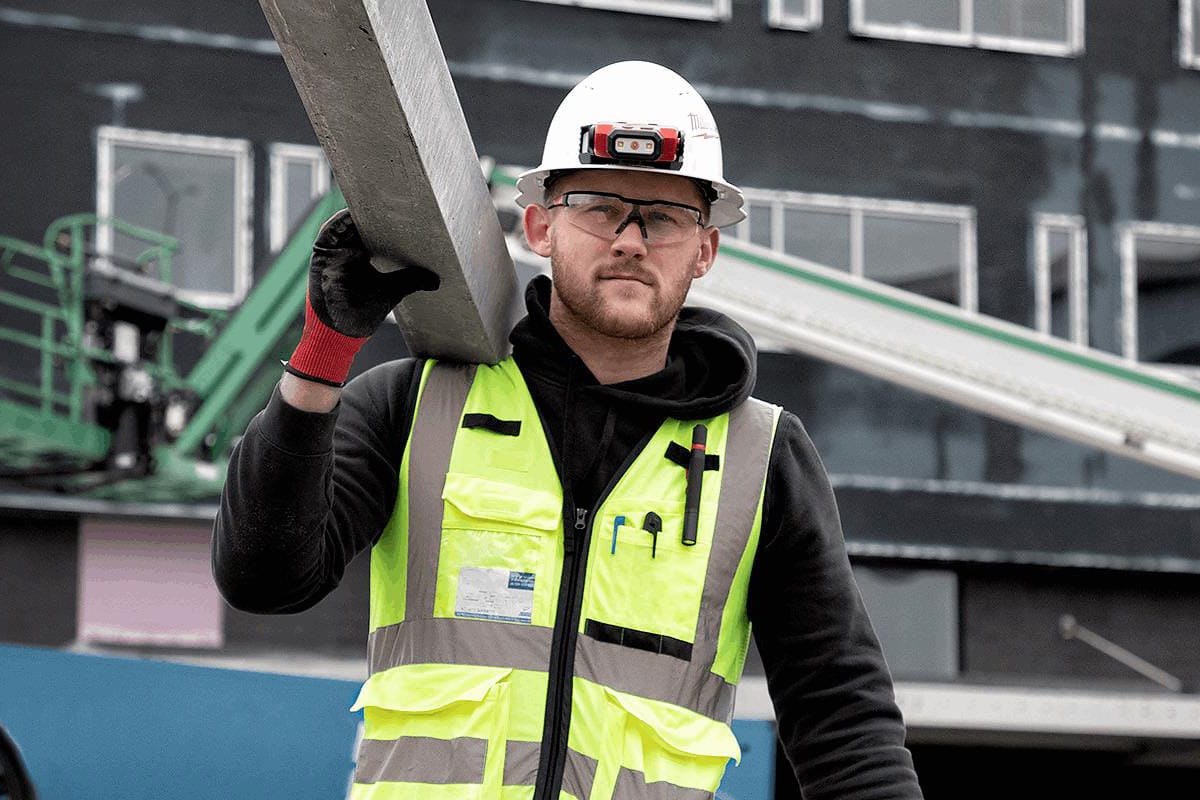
[610,218,648,258]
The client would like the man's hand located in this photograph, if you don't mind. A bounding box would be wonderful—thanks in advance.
[285,209,439,387]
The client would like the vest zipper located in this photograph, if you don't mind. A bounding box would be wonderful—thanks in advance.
[534,426,658,800]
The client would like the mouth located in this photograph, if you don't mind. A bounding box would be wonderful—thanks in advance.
[599,272,651,285]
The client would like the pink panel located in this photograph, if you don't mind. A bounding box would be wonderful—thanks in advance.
[78,518,223,648]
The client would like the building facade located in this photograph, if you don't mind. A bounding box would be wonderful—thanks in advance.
[1,1,1199,797]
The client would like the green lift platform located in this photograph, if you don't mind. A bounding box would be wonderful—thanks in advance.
[0,190,345,502]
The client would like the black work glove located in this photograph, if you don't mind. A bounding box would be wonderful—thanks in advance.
[285,209,440,386]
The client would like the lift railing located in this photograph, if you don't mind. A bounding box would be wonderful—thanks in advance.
[0,215,226,423]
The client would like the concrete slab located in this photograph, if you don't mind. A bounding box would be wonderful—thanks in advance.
[259,0,522,362]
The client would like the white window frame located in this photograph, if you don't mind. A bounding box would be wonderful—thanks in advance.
[766,0,822,31]
[849,0,1084,58]
[736,187,978,311]
[96,125,253,309]
[519,0,731,22]
[1034,213,1087,346]
[268,143,331,253]
[1182,0,1200,69]
[1118,221,1200,362]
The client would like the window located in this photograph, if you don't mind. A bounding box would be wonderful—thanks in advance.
[766,0,822,31]
[96,126,253,309]
[850,0,1083,57]
[1183,0,1200,69]
[269,144,331,252]
[1034,214,1087,345]
[736,188,977,309]
[1119,223,1200,365]
[852,567,959,680]
[519,0,730,22]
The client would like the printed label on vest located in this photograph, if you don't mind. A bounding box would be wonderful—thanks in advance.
[455,567,535,624]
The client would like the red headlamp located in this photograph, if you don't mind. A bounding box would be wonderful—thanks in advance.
[580,123,685,170]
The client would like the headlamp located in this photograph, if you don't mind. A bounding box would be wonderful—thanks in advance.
[580,123,685,170]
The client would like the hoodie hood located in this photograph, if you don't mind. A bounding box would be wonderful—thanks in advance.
[511,275,757,420]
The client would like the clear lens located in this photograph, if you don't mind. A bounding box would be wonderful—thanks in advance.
[559,192,701,244]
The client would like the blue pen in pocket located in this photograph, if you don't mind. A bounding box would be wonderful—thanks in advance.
[611,515,625,554]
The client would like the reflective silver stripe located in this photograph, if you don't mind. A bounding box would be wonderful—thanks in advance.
[573,636,734,722]
[562,748,599,799]
[405,362,476,621]
[366,618,735,720]
[613,767,716,799]
[369,617,554,674]
[693,398,776,667]
[355,735,486,785]
[502,740,542,786]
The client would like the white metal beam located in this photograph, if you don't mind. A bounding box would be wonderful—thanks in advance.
[695,240,1200,483]
[504,229,1200,482]
[258,0,521,362]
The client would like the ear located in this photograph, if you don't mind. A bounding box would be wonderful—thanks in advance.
[692,227,720,279]
[524,204,553,258]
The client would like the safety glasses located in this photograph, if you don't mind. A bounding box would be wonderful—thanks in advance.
[547,191,706,245]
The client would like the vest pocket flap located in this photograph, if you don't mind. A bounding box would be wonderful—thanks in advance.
[442,472,561,531]
[352,664,513,713]
[603,686,742,763]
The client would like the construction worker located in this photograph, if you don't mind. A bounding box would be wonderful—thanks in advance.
[213,61,923,799]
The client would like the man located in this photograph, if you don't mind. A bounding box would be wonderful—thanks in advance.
[214,61,923,799]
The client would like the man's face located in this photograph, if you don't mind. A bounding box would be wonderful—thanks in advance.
[524,169,720,341]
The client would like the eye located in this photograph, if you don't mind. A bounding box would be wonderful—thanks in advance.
[646,208,689,228]
[579,202,626,222]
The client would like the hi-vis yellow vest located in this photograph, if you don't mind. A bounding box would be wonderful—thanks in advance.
[350,358,781,799]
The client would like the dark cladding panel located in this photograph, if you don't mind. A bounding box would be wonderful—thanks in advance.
[0,514,78,646]
[1,0,275,40]
[961,570,1200,690]
[835,483,1200,569]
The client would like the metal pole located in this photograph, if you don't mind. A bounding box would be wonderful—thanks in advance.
[1059,614,1183,693]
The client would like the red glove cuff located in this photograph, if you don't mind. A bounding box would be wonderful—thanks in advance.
[285,296,370,387]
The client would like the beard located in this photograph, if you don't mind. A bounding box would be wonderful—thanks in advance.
[549,240,697,341]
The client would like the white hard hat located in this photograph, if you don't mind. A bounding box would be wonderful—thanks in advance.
[516,61,745,228]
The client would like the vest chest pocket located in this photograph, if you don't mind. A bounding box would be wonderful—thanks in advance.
[583,507,711,651]
[435,472,562,628]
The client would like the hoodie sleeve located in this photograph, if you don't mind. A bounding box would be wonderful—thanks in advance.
[748,411,923,799]
[212,358,424,614]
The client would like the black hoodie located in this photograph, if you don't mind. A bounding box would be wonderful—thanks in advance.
[213,276,923,799]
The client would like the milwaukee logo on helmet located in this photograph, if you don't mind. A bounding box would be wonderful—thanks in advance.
[579,123,685,170]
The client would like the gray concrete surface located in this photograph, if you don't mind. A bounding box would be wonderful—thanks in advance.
[260,0,522,362]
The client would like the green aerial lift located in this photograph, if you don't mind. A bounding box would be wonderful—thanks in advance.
[0,190,345,502]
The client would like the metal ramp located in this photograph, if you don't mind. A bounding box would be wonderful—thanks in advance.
[172,189,346,462]
[501,225,1200,483]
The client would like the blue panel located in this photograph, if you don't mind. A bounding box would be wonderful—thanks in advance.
[0,644,776,799]
[718,719,776,799]
[0,644,361,800]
